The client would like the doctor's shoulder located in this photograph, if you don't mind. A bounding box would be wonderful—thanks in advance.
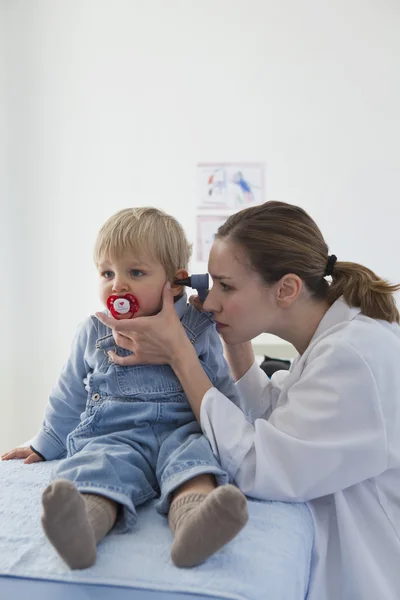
[303,312,400,385]
[342,312,400,366]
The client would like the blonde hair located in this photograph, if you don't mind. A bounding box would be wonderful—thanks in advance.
[216,201,400,324]
[94,207,192,281]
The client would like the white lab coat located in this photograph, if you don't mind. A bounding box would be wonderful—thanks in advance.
[200,298,400,600]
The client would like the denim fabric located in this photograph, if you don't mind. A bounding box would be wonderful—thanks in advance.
[31,295,238,532]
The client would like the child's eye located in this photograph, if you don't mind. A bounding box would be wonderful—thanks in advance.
[130,269,144,278]
[220,282,232,292]
[101,271,114,279]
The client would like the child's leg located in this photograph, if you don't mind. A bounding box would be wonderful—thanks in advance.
[168,474,248,568]
[41,479,117,569]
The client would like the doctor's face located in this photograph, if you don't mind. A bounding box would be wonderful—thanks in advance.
[203,239,279,344]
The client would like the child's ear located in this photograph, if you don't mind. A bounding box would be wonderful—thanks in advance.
[171,268,189,297]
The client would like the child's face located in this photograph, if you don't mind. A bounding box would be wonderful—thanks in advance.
[97,253,182,319]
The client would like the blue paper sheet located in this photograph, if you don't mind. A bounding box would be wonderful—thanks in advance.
[0,460,313,600]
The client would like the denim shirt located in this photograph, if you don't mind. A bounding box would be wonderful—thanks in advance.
[31,294,239,460]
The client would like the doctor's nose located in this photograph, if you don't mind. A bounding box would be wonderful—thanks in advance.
[203,286,219,314]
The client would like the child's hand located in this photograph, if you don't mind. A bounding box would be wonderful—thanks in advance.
[1,447,43,464]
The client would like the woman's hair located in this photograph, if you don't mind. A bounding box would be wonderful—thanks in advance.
[94,207,192,281]
[216,201,400,324]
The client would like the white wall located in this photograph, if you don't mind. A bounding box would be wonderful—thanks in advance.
[2,0,400,452]
[1,1,17,444]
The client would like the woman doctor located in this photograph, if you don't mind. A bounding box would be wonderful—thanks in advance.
[97,201,400,600]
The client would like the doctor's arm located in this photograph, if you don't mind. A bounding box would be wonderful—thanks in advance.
[94,284,286,420]
[222,340,255,381]
[200,341,388,501]
[172,331,284,421]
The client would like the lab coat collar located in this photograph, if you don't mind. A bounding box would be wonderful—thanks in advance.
[310,297,361,344]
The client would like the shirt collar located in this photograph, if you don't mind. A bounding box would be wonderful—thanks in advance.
[310,296,361,344]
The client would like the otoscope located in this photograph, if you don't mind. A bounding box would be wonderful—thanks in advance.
[173,273,209,302]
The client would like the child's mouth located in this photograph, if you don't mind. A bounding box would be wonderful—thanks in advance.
[107,294,139,319]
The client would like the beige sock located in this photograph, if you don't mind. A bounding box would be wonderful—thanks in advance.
[41,479,117,569]
[168,484,248,568]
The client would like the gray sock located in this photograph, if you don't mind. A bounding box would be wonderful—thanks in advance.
[169,484,248,568]
[41,479,117,569]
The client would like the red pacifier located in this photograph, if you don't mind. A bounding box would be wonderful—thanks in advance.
[107,294,139,320]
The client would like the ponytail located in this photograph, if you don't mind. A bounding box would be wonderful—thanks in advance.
[217,202,400,324]
[328,262,400,324]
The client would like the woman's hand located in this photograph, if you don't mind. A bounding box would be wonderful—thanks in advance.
[1,447,43,464]
[188,294,204,312]
[96,282,191,367]
[97,283,213,420]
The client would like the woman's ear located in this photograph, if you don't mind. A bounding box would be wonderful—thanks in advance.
[171,268,189,297]
[276,274,303,307]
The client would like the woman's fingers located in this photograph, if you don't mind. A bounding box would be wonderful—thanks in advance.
[108,350,138,366]
[96,282,175,331]
[95,312,134,330]
[96,282,187,366]
[161,281,175,311]
[113,331,136,350]
[188,294,203,312]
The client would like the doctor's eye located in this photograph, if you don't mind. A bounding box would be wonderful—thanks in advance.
[220,282,232,292]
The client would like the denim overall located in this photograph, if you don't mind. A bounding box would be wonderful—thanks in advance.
[31,295,237,532]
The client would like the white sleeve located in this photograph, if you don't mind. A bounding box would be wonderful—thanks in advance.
[234,360,290,420]
[201,341,388,501]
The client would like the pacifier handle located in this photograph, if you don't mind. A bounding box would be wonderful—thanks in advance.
[107,294,139,319]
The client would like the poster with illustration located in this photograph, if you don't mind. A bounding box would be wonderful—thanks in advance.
[196,215,229,262]
[197,163,265,210]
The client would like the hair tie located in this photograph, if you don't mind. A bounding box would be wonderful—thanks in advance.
[324,254,337,277]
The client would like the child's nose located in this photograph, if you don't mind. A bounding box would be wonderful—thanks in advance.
[112,276,130,293]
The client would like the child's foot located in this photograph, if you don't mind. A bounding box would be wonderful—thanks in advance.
[41,479,97,569]
[169,484,248,567]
